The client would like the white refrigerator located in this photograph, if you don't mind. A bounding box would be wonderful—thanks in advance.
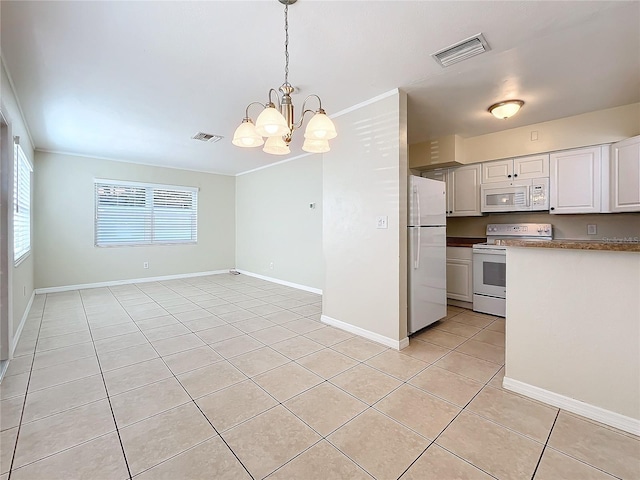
[408,175,447,334]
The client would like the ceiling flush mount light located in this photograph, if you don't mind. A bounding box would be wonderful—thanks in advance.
[232,0,337,155]
[488,100,525,119]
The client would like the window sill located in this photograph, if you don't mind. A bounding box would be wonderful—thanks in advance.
[14,251,31,268]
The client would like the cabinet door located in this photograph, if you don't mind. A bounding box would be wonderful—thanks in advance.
[446,259,472,302]
[514,154,550,180]
[450,164,482,216]
[611,136,640,212]
[423,169,447,182]
[550,147,601,214]
[423,169,452,215]
[482,159,513,183]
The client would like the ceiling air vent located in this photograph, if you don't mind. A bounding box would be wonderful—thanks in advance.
[432,33,490,67]
[191,132,223,143]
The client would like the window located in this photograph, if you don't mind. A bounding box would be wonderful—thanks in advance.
[13,144,32,264]
[94,179,198,246]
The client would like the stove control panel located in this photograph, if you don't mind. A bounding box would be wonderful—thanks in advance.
[485,223,552,237]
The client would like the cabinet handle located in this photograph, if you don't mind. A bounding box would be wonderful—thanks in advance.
[514,174,518,177]
[550,207,555,211]
[507,174,512,178]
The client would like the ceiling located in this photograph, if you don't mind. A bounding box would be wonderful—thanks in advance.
[2,1,639,176]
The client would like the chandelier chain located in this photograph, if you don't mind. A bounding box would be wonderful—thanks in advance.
[284,3,289,86]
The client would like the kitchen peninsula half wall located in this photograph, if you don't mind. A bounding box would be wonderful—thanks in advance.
[501,242,640,435]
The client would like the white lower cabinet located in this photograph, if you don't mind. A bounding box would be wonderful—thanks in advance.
[446,247,473,302]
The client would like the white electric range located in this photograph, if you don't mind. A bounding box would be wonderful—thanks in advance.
[472,223,552,317]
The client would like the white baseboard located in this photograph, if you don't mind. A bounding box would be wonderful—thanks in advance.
[321,314,408,351]
[10,290,35,357]
[503,376,640,436]
[235,270,322,295]
[34,270,230,294]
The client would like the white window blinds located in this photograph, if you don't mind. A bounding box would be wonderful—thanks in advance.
[94,180,198,247]
[13,143,32,264]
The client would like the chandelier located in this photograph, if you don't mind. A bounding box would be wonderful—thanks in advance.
[232,0,337,155]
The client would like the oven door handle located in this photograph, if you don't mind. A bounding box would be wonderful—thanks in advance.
[473,249,506,256]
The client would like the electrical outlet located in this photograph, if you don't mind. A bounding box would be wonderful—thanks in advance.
[269,262,274,270]
[587,224,597,235]
[376,216,388,229]
[531,130,539,141]
[143,262,149,269]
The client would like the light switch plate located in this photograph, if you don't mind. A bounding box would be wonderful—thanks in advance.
[376,216,388,229]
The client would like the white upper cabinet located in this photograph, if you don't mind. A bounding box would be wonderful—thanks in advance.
[423,164,482,217]
[482,154,549,183]
[450,164,482,216]
[482,159,512,183]
[514,154,550,180]
[610,136,640,212]
[550,146,606,214]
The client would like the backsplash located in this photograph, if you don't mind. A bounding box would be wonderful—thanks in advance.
[447,212,640,241]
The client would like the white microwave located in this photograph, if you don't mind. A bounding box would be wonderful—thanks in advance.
[480,178,549,213]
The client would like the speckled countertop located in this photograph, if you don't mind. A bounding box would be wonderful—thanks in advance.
[495,239,640,252]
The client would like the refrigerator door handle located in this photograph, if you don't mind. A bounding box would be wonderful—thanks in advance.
[414,227,421,269]
[414,185,421,227]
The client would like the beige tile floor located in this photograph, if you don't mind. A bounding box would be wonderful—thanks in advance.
[1,274,639,479]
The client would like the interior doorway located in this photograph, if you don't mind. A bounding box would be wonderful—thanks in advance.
[0,114,10,369]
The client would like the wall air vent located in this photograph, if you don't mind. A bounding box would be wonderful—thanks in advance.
[432,33,490,68]
[191,132,223,143]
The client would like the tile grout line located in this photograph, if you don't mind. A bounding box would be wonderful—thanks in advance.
[6,294,47,480]
[79,289,134,480]
[254,341,453,479]
[405,309,556,479]
[529,409,560,479]
[108,282,257,480]
[154,278,364,479]
[11,283,509,479]
[392,338,509,480]
[6,278,320,476]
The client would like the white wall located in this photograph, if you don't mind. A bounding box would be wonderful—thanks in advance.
[463,103,640,164]
[448,212,640,241]
[34,152,235,288]
[235,155,323,291]
[505,247,640,431]
[1,59,35,354]
[322,89,408,347]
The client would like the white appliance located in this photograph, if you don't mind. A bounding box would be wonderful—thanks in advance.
[480,178,549,213]
[408,176,447,334]
[472,223,552,317]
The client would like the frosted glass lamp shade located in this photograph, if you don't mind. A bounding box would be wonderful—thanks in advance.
[263,135,291,155]
[232,120,264,147]
[488,100,524,119]
[304,112,337,140]
[255,107,290,137]
[302,138,330,153]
